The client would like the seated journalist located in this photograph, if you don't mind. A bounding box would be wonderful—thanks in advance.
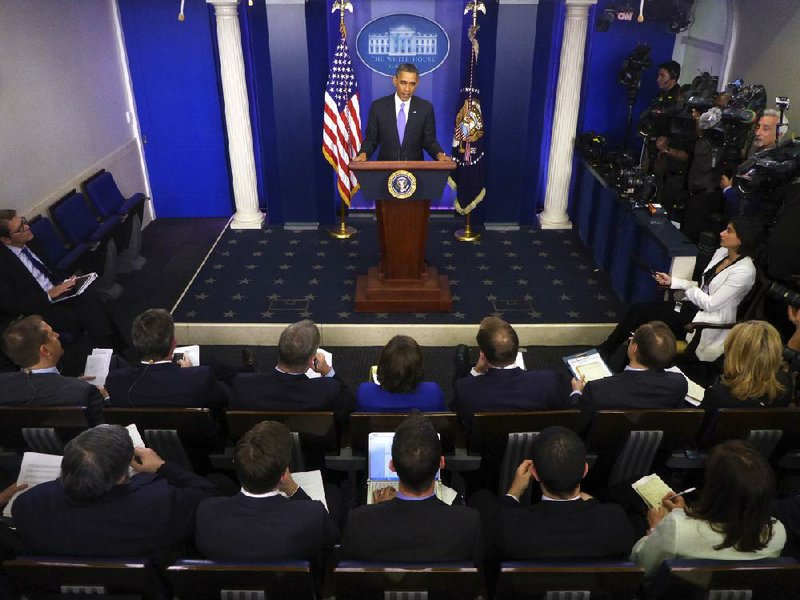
[357,335,445,412]
[12,424,218,562]
[341,414,483,564]
[195,420,338,564]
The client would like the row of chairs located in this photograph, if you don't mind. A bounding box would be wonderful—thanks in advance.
[27,169,147,300]
[4,554,799,599]
[2,406,800,498]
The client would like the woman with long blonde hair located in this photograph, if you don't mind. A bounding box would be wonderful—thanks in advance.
[702,320,793,409]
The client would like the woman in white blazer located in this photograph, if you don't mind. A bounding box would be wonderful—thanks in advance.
[598,217,761,364]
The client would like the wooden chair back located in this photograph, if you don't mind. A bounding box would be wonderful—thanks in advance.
[3,556,164,599]
[166,559,317,600]
[333,561,485,600]
[495,561,645,600]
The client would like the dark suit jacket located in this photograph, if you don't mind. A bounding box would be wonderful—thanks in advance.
[578,369,688,411]
[106,363,229,408]
[195,488,338,562]
[0,371,105,425]
[452,368,567,425]
[0,244,62,319]
[359,94,444,161]
[231,369,356,422]
[701,370,793,411]
[12,462,217,562]
[341,496,482,564]
[497,495,637,560]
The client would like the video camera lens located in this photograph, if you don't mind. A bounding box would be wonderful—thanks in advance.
[767,281,800,310]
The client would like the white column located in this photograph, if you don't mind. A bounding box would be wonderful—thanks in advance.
[207,0,265,229]
[539,0,597,230]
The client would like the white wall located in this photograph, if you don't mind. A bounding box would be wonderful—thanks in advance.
[673,0,732,85]
[0,0,147,218]
[727,0,800,125]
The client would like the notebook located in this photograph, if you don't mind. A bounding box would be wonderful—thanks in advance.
[366,431,443,505]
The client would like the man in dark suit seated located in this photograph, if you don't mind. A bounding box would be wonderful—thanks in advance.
[0,315,106,424]
[12,424,217,562]
[0,209,124,353]
[231,319,355,422]
[341,414,483,564]
[452,316,568,425]
[353,63,450,163]
[105,308,229,408]
[195,420,338,564]
[571,320,688,411]
[496,426,637,559]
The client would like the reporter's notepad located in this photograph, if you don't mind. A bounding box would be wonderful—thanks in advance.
[632,473,674,508]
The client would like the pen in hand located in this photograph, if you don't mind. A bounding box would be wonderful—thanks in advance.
[667,487,696,500]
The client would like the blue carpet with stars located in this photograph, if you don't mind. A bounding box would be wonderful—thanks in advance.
[172,217,624,324]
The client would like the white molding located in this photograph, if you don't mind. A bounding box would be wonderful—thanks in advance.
[24,139,151,224]
[173,321,615,347]
[111,0,154,225]
[681,36,724,53]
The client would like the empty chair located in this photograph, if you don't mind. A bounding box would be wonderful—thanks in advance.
[583,409,705,488]
[495,561,645,600]
[3,556,166,600]
[83,169,148,271]
[166,559,317,600]
[27,215,89,275]
[49,190,122,299]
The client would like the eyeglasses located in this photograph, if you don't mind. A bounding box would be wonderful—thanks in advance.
[11,217,27,234]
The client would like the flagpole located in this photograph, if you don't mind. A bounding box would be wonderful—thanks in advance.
[330,200,356,239]
[328,0,357,240]
[454,0,485,243]
[455,211,481,242]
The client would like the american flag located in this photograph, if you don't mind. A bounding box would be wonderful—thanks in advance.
[322,36,361,206]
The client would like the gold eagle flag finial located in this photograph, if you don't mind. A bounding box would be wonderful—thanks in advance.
[332,1,354,38]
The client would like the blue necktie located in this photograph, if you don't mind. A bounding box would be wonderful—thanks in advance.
[397,102,406,146]
[21,246,54,285]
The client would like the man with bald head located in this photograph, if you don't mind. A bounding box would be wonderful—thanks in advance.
[452,317,567,426]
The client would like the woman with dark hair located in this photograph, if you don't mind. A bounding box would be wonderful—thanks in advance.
[702,320,793,410]
[631,440,786,576]
[599,217,761,366]
[356,335,445,412]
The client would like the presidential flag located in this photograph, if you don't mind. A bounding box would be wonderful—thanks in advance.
[449,2,486,215]
[322,34,362,206]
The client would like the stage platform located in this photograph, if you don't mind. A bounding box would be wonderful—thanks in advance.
[167,215,622,347]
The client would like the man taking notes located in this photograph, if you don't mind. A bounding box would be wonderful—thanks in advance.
[353,63,450,162]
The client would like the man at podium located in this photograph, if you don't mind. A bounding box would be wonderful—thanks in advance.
[354,63,450,162]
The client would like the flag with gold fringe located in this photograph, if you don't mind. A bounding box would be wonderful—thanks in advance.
[449,0,486,215]
[322,4,361,206]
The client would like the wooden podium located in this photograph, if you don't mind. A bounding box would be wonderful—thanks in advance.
[349,161,456,313]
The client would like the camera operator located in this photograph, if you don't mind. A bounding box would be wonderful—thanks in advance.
[722,109,789,218]
[682,99,727,243]
[645,62,690,216]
